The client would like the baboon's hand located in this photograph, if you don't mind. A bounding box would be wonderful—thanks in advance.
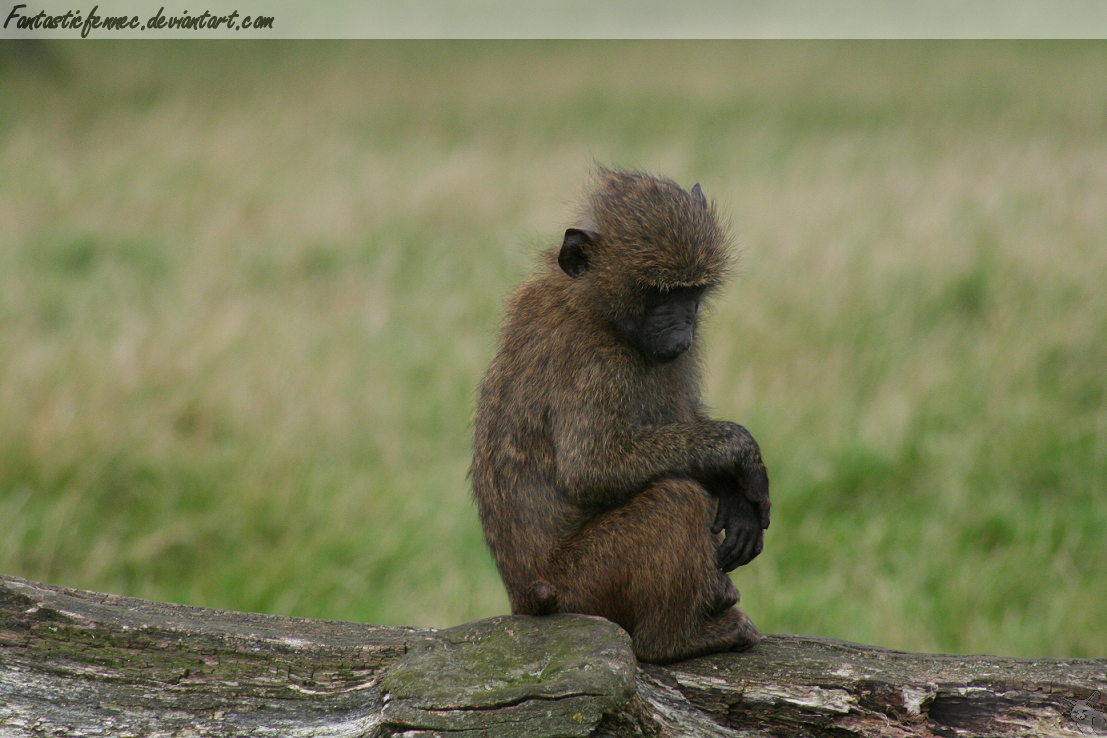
[709,423,770,571]
[742,457,771,531]
[718,421,771,529]
[711,486,764,572]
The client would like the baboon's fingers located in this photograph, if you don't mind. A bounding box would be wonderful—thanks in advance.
[717,527,748,571]
[717,531,742,572]
[718,534,748,572]
[739,528,761,567]
[741,465,770,525]
[712,486,764,570]
[738,530,764,570]
[747,528,765,562]
[710,492,732,535]
[718,522,765,572]
[756,499,771,529]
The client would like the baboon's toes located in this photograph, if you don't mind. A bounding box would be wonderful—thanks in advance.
[729,608,761,652]
[706,579,740,616]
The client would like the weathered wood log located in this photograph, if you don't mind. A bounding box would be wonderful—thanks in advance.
[1,574,1104,737]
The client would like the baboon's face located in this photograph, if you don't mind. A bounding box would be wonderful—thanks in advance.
[557,225,715,363]
[620,285,705,363]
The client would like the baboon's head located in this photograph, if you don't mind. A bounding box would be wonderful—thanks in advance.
[557,168,732,362]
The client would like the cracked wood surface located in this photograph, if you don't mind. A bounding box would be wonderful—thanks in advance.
[1,574,1105,737]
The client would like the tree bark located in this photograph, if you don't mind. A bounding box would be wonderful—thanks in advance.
[1,574,1104,737]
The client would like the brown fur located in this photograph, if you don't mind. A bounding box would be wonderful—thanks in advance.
[470,168,766,664]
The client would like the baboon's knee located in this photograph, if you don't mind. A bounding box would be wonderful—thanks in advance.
[641,477,712,527]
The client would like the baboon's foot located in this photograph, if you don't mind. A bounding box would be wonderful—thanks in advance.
[726,607,761,652]
[667,606,760,663]
[703,575,739,617]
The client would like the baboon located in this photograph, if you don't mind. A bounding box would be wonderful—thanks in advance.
[470,168,770,664]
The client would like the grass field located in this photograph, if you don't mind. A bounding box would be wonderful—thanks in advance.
[1,41,1104,658]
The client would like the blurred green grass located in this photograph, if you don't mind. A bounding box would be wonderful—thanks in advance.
[1,41,1104,657]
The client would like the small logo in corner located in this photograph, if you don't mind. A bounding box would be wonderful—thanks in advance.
[1059,690,1107,736]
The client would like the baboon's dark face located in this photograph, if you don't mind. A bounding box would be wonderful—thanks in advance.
[619,286,706,363]
[558,227,712,363]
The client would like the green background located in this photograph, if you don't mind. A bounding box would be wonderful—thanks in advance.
[1,41,1104,657]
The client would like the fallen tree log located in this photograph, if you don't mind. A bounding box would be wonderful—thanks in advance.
[1,574,1104,737]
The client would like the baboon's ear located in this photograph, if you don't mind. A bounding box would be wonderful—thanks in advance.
[691,183,708,209]
[559,228,597,279]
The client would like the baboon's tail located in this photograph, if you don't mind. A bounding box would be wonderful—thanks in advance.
[529,580,559,615]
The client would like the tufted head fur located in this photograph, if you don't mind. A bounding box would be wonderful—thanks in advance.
[552,168,732,323]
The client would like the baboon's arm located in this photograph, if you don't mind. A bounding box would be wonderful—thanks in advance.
[552,413,759,508]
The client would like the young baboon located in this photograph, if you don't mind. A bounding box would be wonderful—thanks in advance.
[471,168,770,664]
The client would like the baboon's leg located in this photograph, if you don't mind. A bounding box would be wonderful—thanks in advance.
[549,478,760,664]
